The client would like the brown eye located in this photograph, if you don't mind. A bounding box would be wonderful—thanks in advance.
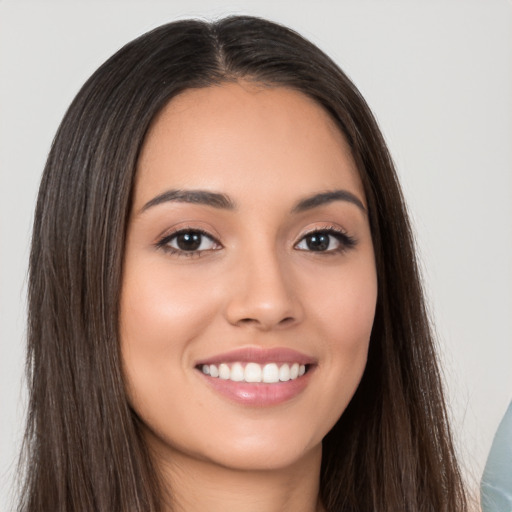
[303,232,331,251]
[175,232,203,251]
[157,229,221,255]
[295,229,357,253]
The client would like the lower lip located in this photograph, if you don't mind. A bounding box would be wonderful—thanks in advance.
[198,368,314,407]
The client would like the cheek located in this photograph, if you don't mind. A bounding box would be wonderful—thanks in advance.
[307,255,377,349]
[302,256,377,421]
[121,258,218,344]
[119,259,220,399]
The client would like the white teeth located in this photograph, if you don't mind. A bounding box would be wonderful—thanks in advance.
[262,363,279,383]
[279,363,291,382]
[230,362,244,381]
[244,362,262,382]
[219,363,230,380]
[200,361,308,383]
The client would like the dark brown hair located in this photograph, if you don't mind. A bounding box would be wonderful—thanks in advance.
[19,16,467,511]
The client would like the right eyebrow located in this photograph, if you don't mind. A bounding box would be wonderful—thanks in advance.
[138,189,236,215]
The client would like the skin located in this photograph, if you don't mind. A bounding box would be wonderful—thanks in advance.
[120,82,378,512]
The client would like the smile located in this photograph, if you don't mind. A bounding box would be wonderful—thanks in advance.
[200,362,307,383]
[195,347,316,406]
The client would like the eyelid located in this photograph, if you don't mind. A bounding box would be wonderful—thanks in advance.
[294,225,357,252]
[154,220,221,243]
[155,226,222,256]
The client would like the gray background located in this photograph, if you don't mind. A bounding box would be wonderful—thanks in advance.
[1,0,511,509]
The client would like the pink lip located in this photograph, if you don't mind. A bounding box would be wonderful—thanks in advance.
[195,346,316,407]
[200,373,314,407]
[195,346,316,366]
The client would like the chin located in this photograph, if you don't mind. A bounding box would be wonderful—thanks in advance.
[199,436,324,473]
[245,439,320,469]
[142,412,327,474]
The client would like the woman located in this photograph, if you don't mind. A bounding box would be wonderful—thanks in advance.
[19,16,467,511]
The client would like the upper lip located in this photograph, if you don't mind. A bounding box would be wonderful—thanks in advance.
[195,346,316,366]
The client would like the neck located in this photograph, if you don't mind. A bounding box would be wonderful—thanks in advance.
[154,444,324,512]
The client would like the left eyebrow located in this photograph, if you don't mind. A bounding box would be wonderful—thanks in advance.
[291,190,367,214]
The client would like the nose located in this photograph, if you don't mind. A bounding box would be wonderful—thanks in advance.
[224,247,303,331]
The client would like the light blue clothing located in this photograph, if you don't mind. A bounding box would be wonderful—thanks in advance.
[481,401,512,512]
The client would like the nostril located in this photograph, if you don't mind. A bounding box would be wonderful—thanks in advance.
[235,316,296,328]
[238,317,257,325]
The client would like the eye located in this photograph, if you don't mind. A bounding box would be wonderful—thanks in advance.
[156,229,221,256]
[295,228,356,253]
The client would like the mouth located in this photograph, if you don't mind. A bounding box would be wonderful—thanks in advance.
[196,361,309,383]
[194,347,316,406]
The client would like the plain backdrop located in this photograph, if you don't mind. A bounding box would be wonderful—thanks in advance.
[1,0,511,509]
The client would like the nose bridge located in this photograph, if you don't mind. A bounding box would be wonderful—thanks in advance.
[224,237,301,329]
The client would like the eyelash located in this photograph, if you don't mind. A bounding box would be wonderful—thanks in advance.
[155,226,357,258]
[295,226,357,254]
[155,227,221,258]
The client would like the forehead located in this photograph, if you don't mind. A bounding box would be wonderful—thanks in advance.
[134,82,364,209]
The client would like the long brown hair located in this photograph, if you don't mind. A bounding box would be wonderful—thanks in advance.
[19,16,467,511]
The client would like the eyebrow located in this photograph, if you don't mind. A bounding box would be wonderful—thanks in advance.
[139,189,236,214]
[139,188,366,215]
[292,190,367,214]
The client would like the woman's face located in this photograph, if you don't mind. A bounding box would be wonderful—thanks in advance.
[120,83,377,472]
